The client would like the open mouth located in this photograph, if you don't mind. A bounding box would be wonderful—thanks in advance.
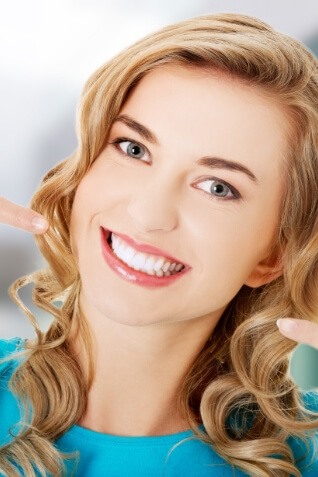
[105,230,186,277]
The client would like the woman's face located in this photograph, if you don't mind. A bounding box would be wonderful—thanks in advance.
[70,65,289,327]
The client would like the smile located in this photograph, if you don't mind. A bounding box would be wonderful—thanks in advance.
[100,227,191,288]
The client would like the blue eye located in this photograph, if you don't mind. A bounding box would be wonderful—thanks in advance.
[112,138,149,162]
[211,181,233,197]
[195,179,240,200]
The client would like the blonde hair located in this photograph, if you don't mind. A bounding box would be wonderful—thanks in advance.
[1,12,318,477]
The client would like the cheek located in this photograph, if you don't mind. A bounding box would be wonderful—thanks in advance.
[197,202,279,279]
[69,177,95,259]
[69,161,120,259]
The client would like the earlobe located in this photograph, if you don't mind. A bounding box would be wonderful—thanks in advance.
[244,251,284,288]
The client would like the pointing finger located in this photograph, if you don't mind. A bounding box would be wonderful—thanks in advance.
[276,318,318,350]
[0,196,49,234]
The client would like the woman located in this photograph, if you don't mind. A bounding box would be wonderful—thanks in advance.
[0,13,318,477]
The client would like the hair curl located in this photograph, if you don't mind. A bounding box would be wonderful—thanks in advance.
[1,12,318,477]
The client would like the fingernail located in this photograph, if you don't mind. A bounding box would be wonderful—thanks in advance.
[32,217,48,230]
[276,318,299,332]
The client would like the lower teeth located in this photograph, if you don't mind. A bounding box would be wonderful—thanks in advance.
[108,235,182,277]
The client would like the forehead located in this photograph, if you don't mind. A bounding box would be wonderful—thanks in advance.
[121,64,290,143]
[125,63,282,109]
[116,65,290,181]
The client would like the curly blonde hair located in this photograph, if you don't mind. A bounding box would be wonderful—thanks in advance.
[1,12,318,477]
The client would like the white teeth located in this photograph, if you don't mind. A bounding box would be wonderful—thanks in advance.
[118,243,127,257]
[109,232,185,276]
[153,257,165,271]
[144,257,156,271]
[132,253,147,270]
[112,234,119,248]
[162,262,171,273]
[125,246,136,263]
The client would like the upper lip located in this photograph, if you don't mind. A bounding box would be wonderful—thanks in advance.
[101,227,189,267]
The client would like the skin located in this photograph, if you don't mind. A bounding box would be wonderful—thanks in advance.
[68,65,291,436]
[276,319,318,348]
[0,196,48,234]
[1,66,317,435]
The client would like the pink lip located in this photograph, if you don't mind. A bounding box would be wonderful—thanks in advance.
[100,227,191,288]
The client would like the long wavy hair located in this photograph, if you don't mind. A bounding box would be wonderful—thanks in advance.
[1,12,318,477]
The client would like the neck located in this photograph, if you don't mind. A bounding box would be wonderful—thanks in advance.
[70,291,223,436]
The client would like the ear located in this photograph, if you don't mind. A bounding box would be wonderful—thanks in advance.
[244,247,284,288]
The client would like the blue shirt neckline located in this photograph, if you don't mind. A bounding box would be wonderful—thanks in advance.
[67,422,206,445]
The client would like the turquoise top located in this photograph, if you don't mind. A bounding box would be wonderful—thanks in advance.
[1,337,318,476]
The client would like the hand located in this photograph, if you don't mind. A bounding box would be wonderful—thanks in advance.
[0,195,49,234]
[276,318,318,350]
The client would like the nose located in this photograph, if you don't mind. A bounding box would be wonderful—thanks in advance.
[126,179,179,234]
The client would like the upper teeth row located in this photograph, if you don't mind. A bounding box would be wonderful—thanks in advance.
[110,233,184,274]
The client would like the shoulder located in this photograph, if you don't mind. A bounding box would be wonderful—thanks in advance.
[300,390,318,411]
[287,390,318,476]
[0,337,26,376]
[0,337,26,358]
[0,337,26,447]
[164,433,248,476]
[0,337,25,354]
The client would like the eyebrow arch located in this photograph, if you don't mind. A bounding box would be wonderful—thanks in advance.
[197,157,258,183]
[114,114,159,145]
[113,114,258,184]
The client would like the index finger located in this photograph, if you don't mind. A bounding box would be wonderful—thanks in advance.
[0,196,49,234]
[277,318,318,350]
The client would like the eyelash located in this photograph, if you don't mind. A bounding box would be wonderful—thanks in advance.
[109,137,242,202]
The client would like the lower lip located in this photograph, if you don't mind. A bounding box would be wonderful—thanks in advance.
[100,227,191,288]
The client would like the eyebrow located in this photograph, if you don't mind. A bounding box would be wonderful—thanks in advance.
[113,114,258,184]
[114,114,159,144]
